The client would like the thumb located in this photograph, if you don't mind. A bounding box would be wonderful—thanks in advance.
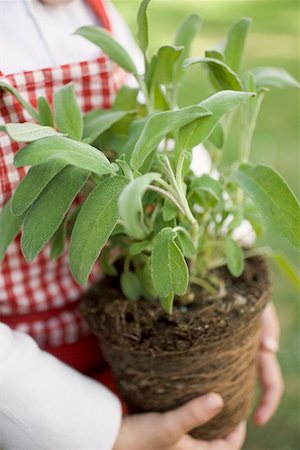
[161,393,223,443]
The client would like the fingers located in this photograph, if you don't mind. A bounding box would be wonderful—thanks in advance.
[175,421,246,450]
[217,421,247,450]
[260,303,280,352]
[161,393,223,443]
[254,351,284,426]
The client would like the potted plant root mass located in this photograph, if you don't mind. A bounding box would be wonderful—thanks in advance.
[1,0,299,441]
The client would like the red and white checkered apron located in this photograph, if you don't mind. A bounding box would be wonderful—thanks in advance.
[0,0,126,374]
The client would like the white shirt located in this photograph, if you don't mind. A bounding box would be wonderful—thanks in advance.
[0,1,142,449]
[0,0,142,74]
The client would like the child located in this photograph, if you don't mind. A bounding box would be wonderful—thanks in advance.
[0,1,282,448]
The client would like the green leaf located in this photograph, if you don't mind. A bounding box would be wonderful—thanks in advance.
[235,164,300,250]
[177,231,196,258]
[174,13,201,52]
[0,80,39,121]
[225,237,244,277]
[69,176,128,284]
[21,166,89,261]
[0,198,25,262]
[119,173,161,239]
[54,83,83,140]
[179,90,254,150]
[129,240,150,255]
[38,97,54,127]
[153,46,184,85]
[162,198,177,221]
[151,227,189,300]
[205,49,223,61]
[136,256,157,300]
[1,123,60,142]
[207,122,225,149]
[223,17,252,73]
[174,14,202,79]
[50,219,66,260]
[120,271,143,301]
[11,159,67,216]
[75,26,138,74]
[14,136,113,176]
[137,0,151,54]
[272,253,300,290]
[191,175,223,201]
[130,106,211,170]
[184,57,242,91]
[113,85,138,110]
[249,67,300,89]
[83,109,130,142]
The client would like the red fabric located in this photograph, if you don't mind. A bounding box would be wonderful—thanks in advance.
[0,0,127,372]
[87,0,112,32]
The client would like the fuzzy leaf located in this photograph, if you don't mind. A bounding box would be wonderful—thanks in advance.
[1,123,60,142]
[83,109,130,142]
[129,240,150,255]
[38,97,54,127]
[174,14,201,79]
[0,80,39,121]
[177,232,196,258]
[174,13,201,53]
[21,166,89,261]
[54,84,83,140]
[75,26,138,74]
[184,57,242,91]
[119,173,161,239]
[205,49,223,61]
[120,271,143,301]
[153,46,184,85]
[179,90,254,150]
[224,17,252,73]
[191,175,223,201]
[137,0,151,54]
[162,198,177,221]
[272,253,300,290]
[50,219,66,260]
[151,227,188,300]
[69,176,128,284]
[113,85,139,110]
[130,106,211,170]
[235,164,300,250]
[207,122,225,149]
[249,67,300,89]
[0,198,25,262]
[11,159,67,216]
[14,136,113,176]
[225,237,244,277]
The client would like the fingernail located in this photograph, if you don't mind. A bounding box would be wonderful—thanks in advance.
[203,393,223,411]
[263,337,278,352]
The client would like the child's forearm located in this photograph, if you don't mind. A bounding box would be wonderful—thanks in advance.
[0,323,121,450]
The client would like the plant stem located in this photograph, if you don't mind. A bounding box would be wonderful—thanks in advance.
[241,91,266,164]
[190,276,218,295]
[135,74,153,114]
[147,185,185,214]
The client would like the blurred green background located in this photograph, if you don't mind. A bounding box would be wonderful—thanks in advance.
[112,1,300,449]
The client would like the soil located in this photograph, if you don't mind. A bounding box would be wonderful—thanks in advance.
[81,256,271,440]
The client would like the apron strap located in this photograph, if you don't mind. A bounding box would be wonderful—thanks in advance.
[86,0,112,32]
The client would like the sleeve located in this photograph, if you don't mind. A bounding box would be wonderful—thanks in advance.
[0,322,122,450]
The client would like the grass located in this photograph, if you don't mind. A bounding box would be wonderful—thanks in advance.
[112,1,300,449]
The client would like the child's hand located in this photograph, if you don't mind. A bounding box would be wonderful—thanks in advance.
[113,393,246,450]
